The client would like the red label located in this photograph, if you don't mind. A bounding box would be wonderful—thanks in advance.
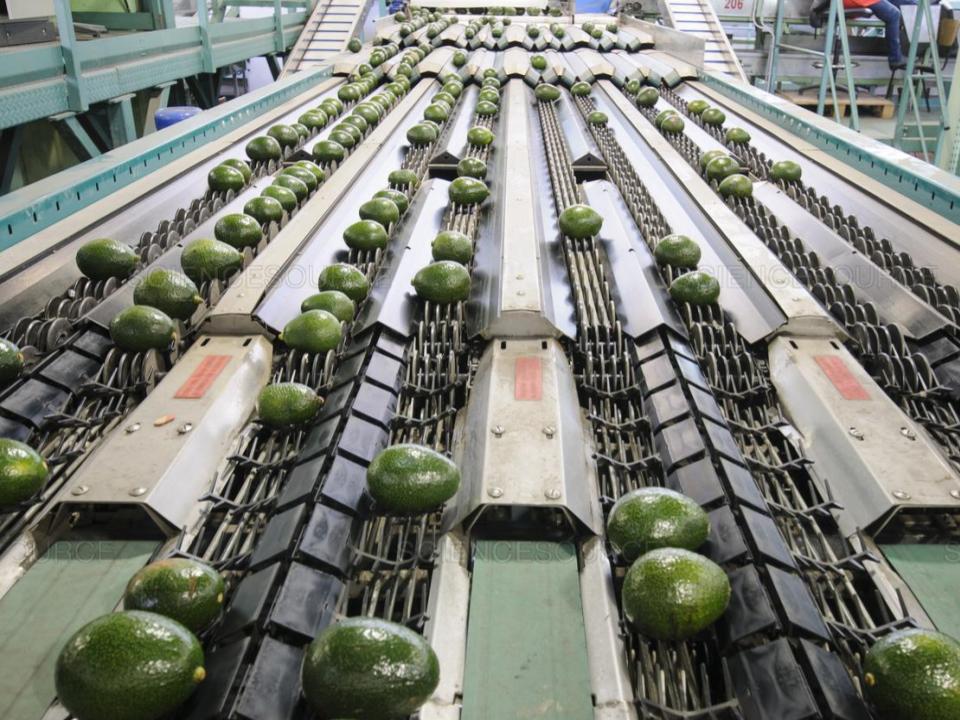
[514,357,542,400]
[175,355,231,399]
[814,355,870,401]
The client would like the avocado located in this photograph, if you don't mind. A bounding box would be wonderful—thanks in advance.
[421,119,441,136]
[864,628,960,720]
[527,25,540,38]
[625,79,641,95]
[718,173,753,199]
[281,309,342,354]
[553,25,565,37]
[412,260,471,304]
[262,185,298,213]
[531,54,547,71]
[535,84,561,102]
[291,122,309,140]
[442,81,463,98]
[273,174,310,202]
[699,149,728,171]
[313,139,347,164]
[220,158,252,182]
[669,270,721,305]
[724,126,751,145]
[330,128,358,150]
[241,197,284,227]
[558,204,602,239]
[770,160,802,183]
[76,238,139,281]
[467,126,494,146]
[423,103,450,124]
[359,197,401,228]
[660,114,684,133]
[343,114,369,134]
[654,234,702,269]
[655,109,678,128]
[482,77,501,89]
[181,238,243,284]
[483,68,500,79]
[318,263,370,302]
[453,50,467,67]
[0,438,47,506]
[301,617,440,719]
[700,107,726,126]
[431,230,473,264]
[55,610,205,720]
[123,558,224,634]
[571,81,592,97]
[686,99,709,116]
[457,157,487,179]
[705,155,740,181]
[590,26,603,38]
[343,219,389,251]
[320,99,342,119]
[606,22,618,32]
[448,177,488,205]
[607,487,709,562]
[295,160,326,183]
[367,443,461,512]
[257,382,323,427]
[475,100,499,117]
[299,110,328,131]
[207,164,245,193]
[375,189,409,216]
[109,305,177,353]
[388,169,420,188]
[0,338,24,382]
[133,269,203,321]
[245,136,283,162]
[355,104,381,125]
[338,84,363,102]
[621,548,730,641]
[478,88,500,105]
[281,166,319,192]
[587,111,608,126]
[348,37,361,52]
[301,290,356,322]
[636,87,659,108]
[407,123,438,145]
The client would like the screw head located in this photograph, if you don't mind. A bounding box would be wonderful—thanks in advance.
[892,490,912,500]
[178,422,194,435]
[70,485,89,496]
[125,422,141,434]
[951,490,960,500]
[542,425,556,438]
[545,488,562,500]
[488,486,504,498]
[129,487,147,497]
[900,427,917,440]
[492,425,504,437]
[848,427,864,440]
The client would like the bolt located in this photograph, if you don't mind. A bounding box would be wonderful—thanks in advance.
[178,422,194,435]
[125,422,141,434]
[71,485,88,496]
[900,427,917,440]
[545,488,562,500]
[488,486,504,498]
[129,487,147,497]
[951,490,960,500]
[848,427,864,440]
[892,490,912,500]
[492,425,504,437]
[543,425,556,438]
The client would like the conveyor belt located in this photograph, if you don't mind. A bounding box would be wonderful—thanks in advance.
[283,0,370,75]
[660,0,746,81]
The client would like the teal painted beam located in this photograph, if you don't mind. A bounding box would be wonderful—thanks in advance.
[0,66,332,250]
[52,115,102,160]
[54,1,87,112]
[107,95,138,147]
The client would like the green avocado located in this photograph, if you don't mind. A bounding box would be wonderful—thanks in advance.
[700,107,726,126]
[123,558,224,634]
[348,37,362,52]
[296,160,326,183]
[587,111,608,126]
[220,158,252,182]
[625,79,641,95]
[467,126,494,146]
[180,238,243,284]
[621,548,730,641]
[482,77,501,89]
[359,197,401,228]
[705,155,740,181]
[669,270,721,305]
[457,157,487,179]
[301,290,356,322]
[655,109,678,128]
[207,165,245,193]
[699,149,728,171]
[636,87,659,108]
[590,27,603,38]
[313,139,347,164]
[299,110,328,131]
[245,136,283,162]
[240,197,283,228]
[654,234,702,269]
[354,104,381,125]
[281,166,319,192]
[453,50,467,67]
[864,628,960,720]
[478,88,500,105]
[367,443,461,513]
[388,169,420,188]
[262,185,298,213]
[770,160,802,183]
[660,114,684,133]
[718,173,753,199]
[320,99,342,119]
[686,99,709,116]
[330,128,358,150]
[338,84,363,103]
[0,338,24,383]
[257,382,323,427]
[412,260,472,304]
[374,188,409,214]
[535,84,561,102]
[343,114,369,134]
[571,81,592,96]
[133,269,202,321]
[442,81,463,98]
[318,263,370,302]
[559,204,602,239]
[431,230,473,264]
[448,177,488,205]
[531,54,547,71]
[301,617,440,719]
[407,123,439,145]
[343,219,389,251]
[475,100,499,117]
[55,611,205,720]
[527,25,540,38]
[607,487,710,562]
[724,126,751,145]
[281,309,343,354]
[76,238,139,281]
[0,438,47,506]
[273,174,309,202]
[291,123,309,140]
[109,305,177,353]
[423,103,450,123]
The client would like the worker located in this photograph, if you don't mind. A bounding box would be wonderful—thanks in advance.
[843,0,917,69]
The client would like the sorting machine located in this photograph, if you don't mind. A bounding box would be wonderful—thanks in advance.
[0,6,959,720]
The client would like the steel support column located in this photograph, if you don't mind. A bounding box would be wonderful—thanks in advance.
[53,1,87,112]
[107,94,138,147]
[0,126,24,195]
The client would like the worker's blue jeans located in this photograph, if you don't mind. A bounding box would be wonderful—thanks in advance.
[869,0,916,65]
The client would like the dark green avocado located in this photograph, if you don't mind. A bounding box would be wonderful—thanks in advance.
[123,558,224,634]
[606,487,710,562]
[367,443,461,513]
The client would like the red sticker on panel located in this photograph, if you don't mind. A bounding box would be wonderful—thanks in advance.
[514,357,542,401]
[175,355,231,399]
[814,355,870,401]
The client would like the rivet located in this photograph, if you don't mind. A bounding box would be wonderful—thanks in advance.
[545,488,562,500]
[848,426,864,440]
[543,425,556,438]
[492,425,504,437]
[900,427,917,440]
[71,485,89,496]
[129,487,147,497]
[178,422,194,435]
[892,490,911,500]
[488,486,504,498]
[951,490,960,500]
[125,422,141,434]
